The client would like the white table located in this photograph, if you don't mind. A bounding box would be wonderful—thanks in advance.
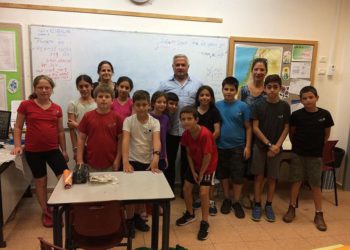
[48,171,175,250]
[0,146,31,248]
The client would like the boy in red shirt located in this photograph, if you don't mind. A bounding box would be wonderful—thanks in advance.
[77,85,123,171]
[176,106,218,241]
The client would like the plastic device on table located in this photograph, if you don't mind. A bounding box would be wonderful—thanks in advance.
[73,163,89,184]
[63,169,72,189]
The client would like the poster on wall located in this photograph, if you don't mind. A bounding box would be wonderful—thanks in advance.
[292,45,313,62]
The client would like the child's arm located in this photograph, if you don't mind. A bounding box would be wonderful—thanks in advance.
[67,113,78,160]
[57,117,69,162]
[252,119,270,146]
[11,113,25,155]
[122,130,134,173]
[324,127,331,144]
[244,120,252,159]
[112,134,122,171]
[185,147,198,182]
[270,123,289,156]
[149,131,161,173]
[76,132,87,165]
[212,122,220,140]
[289,126,296,142]
[198,153,212,184]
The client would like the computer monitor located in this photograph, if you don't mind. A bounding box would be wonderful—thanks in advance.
[0,110,11,142]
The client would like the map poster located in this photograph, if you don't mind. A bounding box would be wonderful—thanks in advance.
[233,44,283,86]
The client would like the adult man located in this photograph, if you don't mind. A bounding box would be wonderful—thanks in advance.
[159,54,203,192]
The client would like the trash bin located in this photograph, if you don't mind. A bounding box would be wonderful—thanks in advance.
[321,147,345,190]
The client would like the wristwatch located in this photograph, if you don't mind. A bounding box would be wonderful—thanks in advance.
[266,142,272,148]
[153,151,160,156]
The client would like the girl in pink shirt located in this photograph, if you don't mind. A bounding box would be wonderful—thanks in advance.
[111,76,134,121]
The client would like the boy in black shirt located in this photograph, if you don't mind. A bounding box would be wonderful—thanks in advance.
[283,86,334,231]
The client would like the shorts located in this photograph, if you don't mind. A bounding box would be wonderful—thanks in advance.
[216,146,246,184]
[184,169,215,186]
[25,149,68,178]
[289,153,322,187]
[129,161,149,171]
[250,144,282,179]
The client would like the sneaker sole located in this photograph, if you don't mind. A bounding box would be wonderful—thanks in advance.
[209,213,217,216]
[264,216,276,223]
[198,234,208,241]
[250,216,261,222]
[176,217,196,226]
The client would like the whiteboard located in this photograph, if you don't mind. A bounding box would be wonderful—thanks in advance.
[29,25,229,124]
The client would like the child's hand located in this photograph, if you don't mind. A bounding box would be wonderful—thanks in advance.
[67,119,78,129]
[196,173,203,184]
[270,145,280,154]
[148,161,160,173]
[123,162,134,173]
[11,146,22,155]
[244,146,251,160]
[62,151,69,162]
[112,159,120,171]
[267,150,276,158]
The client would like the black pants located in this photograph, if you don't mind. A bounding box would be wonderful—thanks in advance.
[164,134,189,191]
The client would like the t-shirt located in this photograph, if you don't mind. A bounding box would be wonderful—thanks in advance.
[123,114,160,164]
[216,100,250,149]
[150,113,169,160]
[67,99,97,123]
[290,108,334,157]
[251,99,290,148]
[181,126,218,174]
[198,106,221,133]
[111,98,133,121]
[18,99,62,152]
[78,110,123,169]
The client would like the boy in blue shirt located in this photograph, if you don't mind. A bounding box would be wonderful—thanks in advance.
[251,74,290,222]
[283,86,334,231]
[216,77,252,219]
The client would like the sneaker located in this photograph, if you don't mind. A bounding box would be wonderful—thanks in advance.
[283,205,296,223]
[220,199,232,214]
[126,218,136,238]
[42,207,53,228]
[232,202,245,219]
[251,205,262,222]
[176,211,196,226]
[264,205,276,222]
[134,214,150,232]
[314,212,327,231]
[241,195,253,209]
[197,220,209,241]
[209,200,218,216]
[193,198,201,210]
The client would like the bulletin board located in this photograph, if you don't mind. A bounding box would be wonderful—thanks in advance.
[227,37,318,108]
[0,23,24,110]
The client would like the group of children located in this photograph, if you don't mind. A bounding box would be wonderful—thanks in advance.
[11,59,334,241]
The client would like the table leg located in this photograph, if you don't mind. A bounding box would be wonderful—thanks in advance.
[151,202,159,250]
[162,201,171,250]
[52,206,62,247]
[0,177,6,248]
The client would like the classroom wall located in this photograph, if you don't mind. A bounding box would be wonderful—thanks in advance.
[1,0,349,187]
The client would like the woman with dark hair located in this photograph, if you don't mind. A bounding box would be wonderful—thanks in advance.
[93,60,116,95]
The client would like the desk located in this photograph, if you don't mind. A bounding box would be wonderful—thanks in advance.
[48,171,175,250]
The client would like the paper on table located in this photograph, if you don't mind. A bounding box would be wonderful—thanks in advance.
[290,62,311,78]
[289,79,310,95]
[0,74,6,110]
[0,31,17,71]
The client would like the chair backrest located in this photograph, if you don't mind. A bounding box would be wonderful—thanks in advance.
[71,201,125,237]
[323,140,338,165]
[38,237,67,250]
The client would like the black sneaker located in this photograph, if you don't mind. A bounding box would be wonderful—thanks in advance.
[134,214,150,232]
[220,199,232,214]
[126,218,135,238]
[197,220,209,240]
[176,211,196,226]
[232,202,245,219]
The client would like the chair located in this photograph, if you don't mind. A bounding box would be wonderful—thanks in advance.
[38,237,67,250]
[69,201,132,250]
[321,140,345,206]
